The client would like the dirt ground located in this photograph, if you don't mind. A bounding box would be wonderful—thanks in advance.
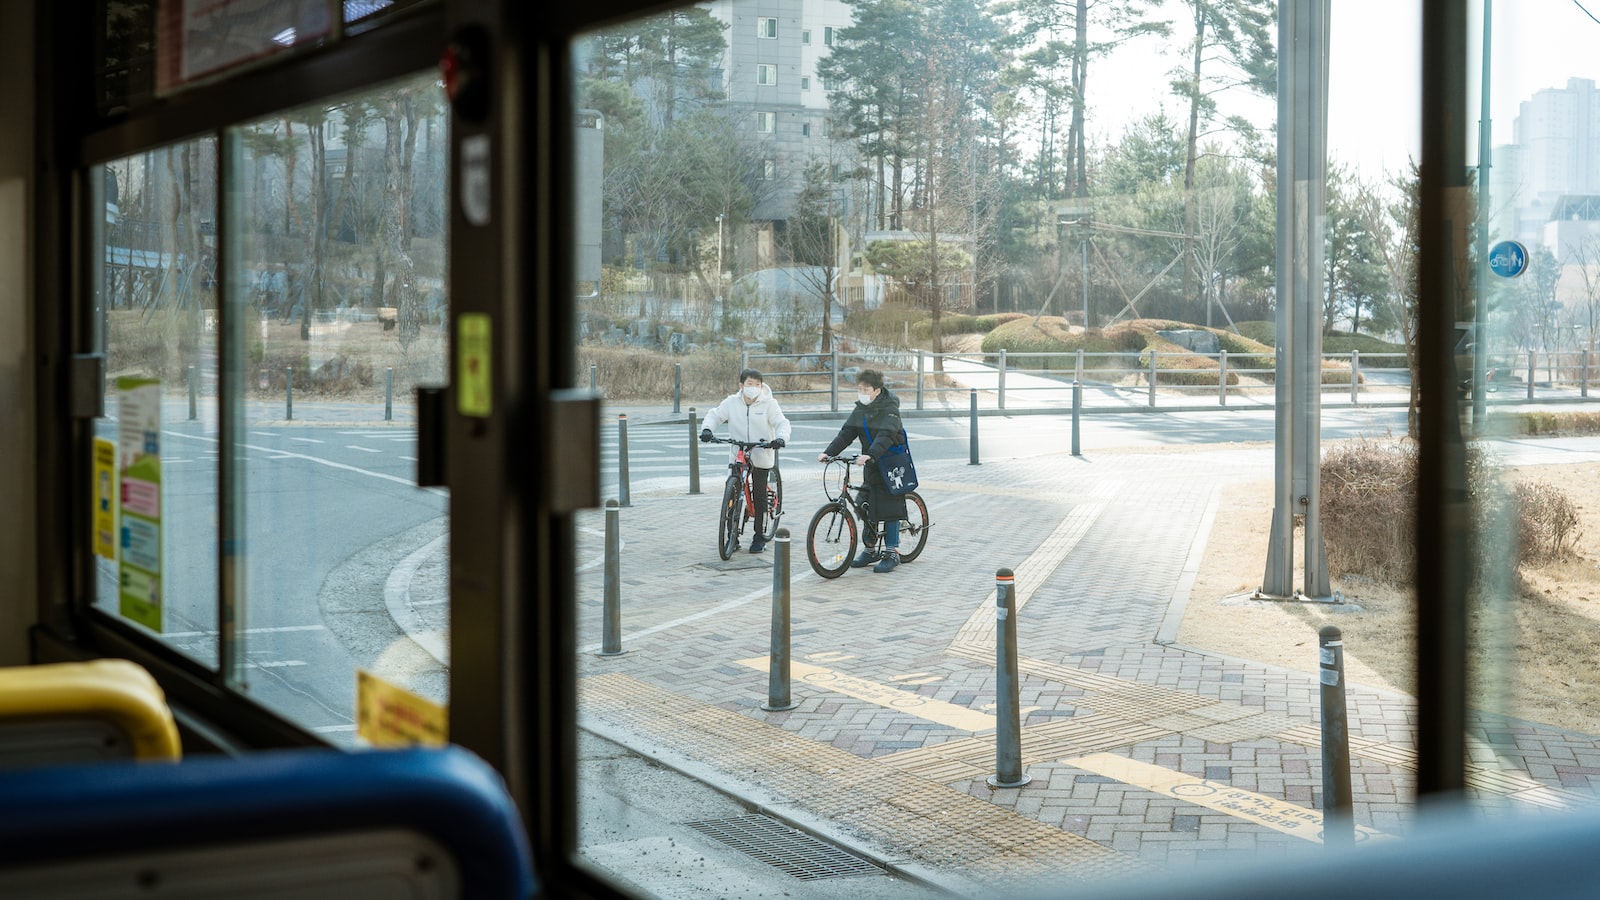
[1180,453,1600,735]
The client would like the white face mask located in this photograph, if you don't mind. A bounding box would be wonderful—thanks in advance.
[857,391,873,405]
[742,385,761,400]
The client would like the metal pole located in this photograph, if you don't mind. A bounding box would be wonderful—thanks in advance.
[1147,351,1157,408]
[987,568,1030,788]
[762,529,799,711]
[1319,625,1354,847]
[830,348,839,412]
[1072,382,1082,456]
[1219,351,1228,407]
[1350,350,1360,405]
[1527,352,1535,401]
[285,367,293,421]
[590,364,597,393]
[617,413,631,508]
[997,349,1007,410]
[187,365,197,420]
[687,408,701,494]
[968,388,979,465]
[1584,350,1590,398]
[1075,348,1083,384]
[597,500,625,657]
[673,363,681,414]
[385,367,393,421]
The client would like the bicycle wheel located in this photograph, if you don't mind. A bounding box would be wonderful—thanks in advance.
[760,466,783,541]
[806,502,857,579]
[896,492,930,563]
[717,477,742,560]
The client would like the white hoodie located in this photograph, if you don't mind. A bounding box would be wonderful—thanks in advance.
[701,383,792,469]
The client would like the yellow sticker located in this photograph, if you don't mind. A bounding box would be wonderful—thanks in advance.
[93,437,117,561]
[457,312,491,418]
[356,669,448,748]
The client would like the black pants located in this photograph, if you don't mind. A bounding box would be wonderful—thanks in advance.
[750,465,769,536]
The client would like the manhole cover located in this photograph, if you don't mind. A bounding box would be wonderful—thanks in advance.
[681,814,882,881]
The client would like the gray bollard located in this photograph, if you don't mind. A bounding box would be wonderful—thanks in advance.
[969,388,980,465]
[596,500,625,657]
[385,367,394,421]
[1071,381,1082,457]
[997,349,1007,410]
[285,367,293,420]
[1319,625,1354,847]
[987,568,1031,788]
[1147,351,1158,407]
[1349,350,1359,405]
[687,407,701,495]
[187,365,197,420]
[1584,350,1590,399]
[762,529,799,711]
[673,363,682,414]
[1219,350,1229,407]
[590,364,597,393]
[617,413,631,508]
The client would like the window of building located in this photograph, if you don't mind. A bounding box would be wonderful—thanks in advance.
[802,122,811,136]
[760,159,776,181]
[801,76,811,91]
[758,17,777,38]
[756,111,775,133]
[801,29,811,45]
[824,25,835,46]
[757,64,776,86]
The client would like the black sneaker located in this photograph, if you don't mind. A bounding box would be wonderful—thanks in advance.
[748,537,767,553]
[872,551,900,573]
[851,549,880,568]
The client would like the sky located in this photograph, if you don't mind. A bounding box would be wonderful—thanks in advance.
[1084,0,1600,187]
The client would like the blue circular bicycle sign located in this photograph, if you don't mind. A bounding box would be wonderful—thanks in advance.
[1488,240,1528,278]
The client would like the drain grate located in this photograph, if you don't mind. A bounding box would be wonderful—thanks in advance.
[681,814,882,881]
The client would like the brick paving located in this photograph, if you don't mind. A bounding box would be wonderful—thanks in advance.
[561,444,1600,889]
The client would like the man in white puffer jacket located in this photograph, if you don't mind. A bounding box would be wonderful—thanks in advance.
[700,368,792,553]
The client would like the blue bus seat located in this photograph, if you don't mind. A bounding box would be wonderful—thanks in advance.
[0,745,536,898]
[0,658,181,765]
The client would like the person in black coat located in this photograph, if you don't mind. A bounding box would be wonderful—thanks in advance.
[818,369,908,573]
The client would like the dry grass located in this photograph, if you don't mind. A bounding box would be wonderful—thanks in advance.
[1180,447,1600,734]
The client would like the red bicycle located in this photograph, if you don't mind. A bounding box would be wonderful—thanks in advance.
[709,438,783,560]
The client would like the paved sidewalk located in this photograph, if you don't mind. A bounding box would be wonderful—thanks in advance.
[562,444,1600,894]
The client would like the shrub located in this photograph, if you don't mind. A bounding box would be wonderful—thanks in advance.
[1320,439,1581,586]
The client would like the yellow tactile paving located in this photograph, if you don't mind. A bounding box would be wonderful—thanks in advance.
[735,656,997,733]
[1064,753,1389,844]
[581,673,1148,883]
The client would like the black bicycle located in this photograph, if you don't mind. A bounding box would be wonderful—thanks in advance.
[805,454,929,578]
[709,437,783,560]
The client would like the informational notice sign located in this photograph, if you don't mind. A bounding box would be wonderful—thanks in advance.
[92,438,118,562]
[457,312,492,417]
[357,670,448,748]
[156,0,334,94]
[117,377,164,631]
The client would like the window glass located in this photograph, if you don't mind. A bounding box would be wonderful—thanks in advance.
[224,69,450,743]
[569,0,1600,895]
[92,138,221,667]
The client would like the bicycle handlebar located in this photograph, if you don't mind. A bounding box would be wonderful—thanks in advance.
[818,453,862,463]
[709,437,776,450]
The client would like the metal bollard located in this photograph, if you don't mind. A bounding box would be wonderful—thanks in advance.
[1071,381,1082,457]
[590,364,597,393]
[385,367,394,421]
[673,363,681,414]
[1147,351,1157,407]
[1584,350,1590,399]
[617,414,631,508]
[1349,350,1360,405]
[285,367,294,420]
[1319,625,1354,847]
[1527,353,1535,401]
[761,529,799,711]
[687,407,701,495]
[596,500,625,656]
[187,365,197,420]
[988,568,1030,788]
[969,388,980,465]
[915,352,925,410]
[1219,350,1228,407]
